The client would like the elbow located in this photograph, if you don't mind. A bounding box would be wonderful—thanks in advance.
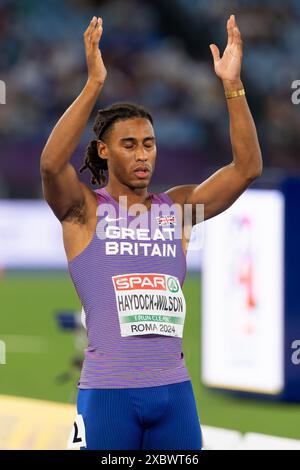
[233,148,263,182]
[234,163,263,183]
[247,163,263,181]
[247,169,262,182]
[40,153,52,175]
[248,150,263,181]
[236,157,263,183]
[40,154,61,177]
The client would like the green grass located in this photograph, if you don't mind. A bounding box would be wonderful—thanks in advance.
[1,271,300,439]
[0,271,79,403]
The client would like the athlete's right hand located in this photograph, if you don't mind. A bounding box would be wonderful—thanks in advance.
[84,17,107,86]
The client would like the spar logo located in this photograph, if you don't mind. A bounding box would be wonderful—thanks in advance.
[112,273,180,292]
[167,277,179,293]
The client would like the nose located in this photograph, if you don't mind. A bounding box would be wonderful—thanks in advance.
[134,145,148,162]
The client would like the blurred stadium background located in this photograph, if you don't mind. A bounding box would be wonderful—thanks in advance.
[1,0,300,450]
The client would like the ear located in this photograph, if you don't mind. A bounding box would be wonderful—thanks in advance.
[97,140,108,160]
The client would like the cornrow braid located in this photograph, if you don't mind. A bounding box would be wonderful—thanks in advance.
[79,102,154,186]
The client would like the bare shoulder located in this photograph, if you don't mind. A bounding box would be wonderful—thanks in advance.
[165,184,197,207]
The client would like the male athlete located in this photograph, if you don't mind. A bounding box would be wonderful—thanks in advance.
[40,15,262,450]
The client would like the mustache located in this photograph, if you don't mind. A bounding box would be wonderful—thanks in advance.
[133,164,152,172]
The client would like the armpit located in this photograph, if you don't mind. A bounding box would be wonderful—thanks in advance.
[61,200,87,225]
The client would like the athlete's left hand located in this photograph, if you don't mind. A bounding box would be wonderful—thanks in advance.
[210,14,243,82]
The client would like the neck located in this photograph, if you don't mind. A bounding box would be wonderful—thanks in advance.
[104,178,150,208]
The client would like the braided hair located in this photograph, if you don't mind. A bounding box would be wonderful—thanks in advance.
[79,102,154,186]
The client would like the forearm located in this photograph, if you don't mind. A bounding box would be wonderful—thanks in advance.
[40,78,103,173]
[223,79,263,179]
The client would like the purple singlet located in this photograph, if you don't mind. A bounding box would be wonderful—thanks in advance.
[68,187,191,389]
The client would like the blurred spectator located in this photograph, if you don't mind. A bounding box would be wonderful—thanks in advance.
[0,0,299,198]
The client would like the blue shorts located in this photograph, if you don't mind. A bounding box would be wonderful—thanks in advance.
[76,380,202,450]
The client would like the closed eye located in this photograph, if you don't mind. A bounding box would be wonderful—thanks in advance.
[121,137,156,149]
[124,143,154,149]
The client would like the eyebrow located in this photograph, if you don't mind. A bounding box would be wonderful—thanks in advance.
[119,136,156,143]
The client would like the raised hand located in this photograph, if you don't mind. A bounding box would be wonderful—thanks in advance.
[210,15,243,83]
[84,16,107,86]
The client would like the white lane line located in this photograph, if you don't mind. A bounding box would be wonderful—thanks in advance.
[0,335,49,353]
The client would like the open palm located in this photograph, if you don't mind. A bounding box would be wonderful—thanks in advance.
[210,15,243,82]
[84,17,107,85]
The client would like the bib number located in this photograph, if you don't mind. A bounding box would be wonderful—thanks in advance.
[112,273,186,338]
[67,415,86,449]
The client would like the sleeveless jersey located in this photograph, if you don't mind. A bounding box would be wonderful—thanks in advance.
[68,187,191,388]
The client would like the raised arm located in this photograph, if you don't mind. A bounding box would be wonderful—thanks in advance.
[40,17,107,221]
[167,15,262,223]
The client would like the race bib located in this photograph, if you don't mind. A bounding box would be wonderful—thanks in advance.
[112,273,186,338]
[67,415,86,449]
